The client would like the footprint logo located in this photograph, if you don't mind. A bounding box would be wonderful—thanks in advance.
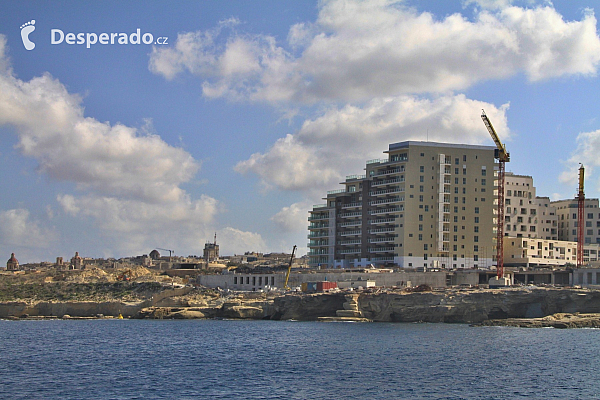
[20,20,36,50]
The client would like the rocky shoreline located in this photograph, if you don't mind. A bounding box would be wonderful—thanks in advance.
[3,286,600,328]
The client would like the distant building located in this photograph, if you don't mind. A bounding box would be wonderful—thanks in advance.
[71,252,83,269]
[149,250,161,260]
[6,253,19,270]
[204,233,219,262]
[503,173,557,240]
[552,198,600,245]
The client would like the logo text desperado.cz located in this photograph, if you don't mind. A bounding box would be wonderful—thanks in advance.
[51,29,167,48]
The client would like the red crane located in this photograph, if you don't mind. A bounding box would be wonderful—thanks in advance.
[577,164,585,267]
[481,110,510,279]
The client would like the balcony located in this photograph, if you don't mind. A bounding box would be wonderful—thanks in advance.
[308,242,329,247]
[339,212,362,218]
[309,223,329,230]
[368,237,396,244]
[339,230,362,236]
[370,197,404,206]
[342,202,362,209]
[327,188,347,195]
[369,187,404,196]
[308,215,329,221]
[369,206,404,215]
[308,232,329,238]
[369,218,397,225]
[338,221,361,227]
[371,178,404,187]
[368,227,396,234]
[346,174,366,181]
[308,250,330,256]
[369,247,396,253]
[337,240,362,246]
[373,167,405,177]
[370,256,395,262]
[339,248,361,255]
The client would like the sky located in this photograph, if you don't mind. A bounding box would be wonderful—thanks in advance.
[1,0,600,263]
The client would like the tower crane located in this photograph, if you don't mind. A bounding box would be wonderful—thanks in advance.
[481,110,510,279]
[284,245,297,291]
[157,248,174,262]
[577,164,585,268]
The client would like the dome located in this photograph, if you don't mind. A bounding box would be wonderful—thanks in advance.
[149,250,161,259]
[8,253,18,264]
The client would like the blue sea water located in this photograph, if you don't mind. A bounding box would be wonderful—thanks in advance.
[0,320,599,399]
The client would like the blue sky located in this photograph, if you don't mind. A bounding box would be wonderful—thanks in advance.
[1,0,599,263]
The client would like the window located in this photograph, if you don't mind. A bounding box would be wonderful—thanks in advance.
[474,255,479,261]
[474,245,479,252]
[474,236,479,242]
[474,226,479,233]
[419,185,424,192]
[455,178,459,184]
[424,205,429,212]
[420,153,424,157]
[424,254,428,260]
[419,195,424,202]
[588,213,594,219]
[453,235,458,242]
[482,169,486,176]
[475,207,479,214]
[481,179,486,186]
[455,168,459,174]
[474,217,479,223]
[453,216,458,222]
[419,214,423,221]
[454,197,459,204]
[418,234,423,240]
[463,155,467,162]
[453,245,457,251]
[454,207,458,213]
[507,190,512,196]
[454,187,459,194]
[587,221,592,227]
[424,244,428,250]
[462,187,466,194]
[453,226,458,232]
[463,168,467,175]
[419,224,423,231]
[420,166,424,172]
[463,178,466,185]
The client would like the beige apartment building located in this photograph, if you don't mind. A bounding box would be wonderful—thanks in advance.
[309,141,497,270]
[503,173,557,240]
[504,237,599,267]
[552,198,600,245]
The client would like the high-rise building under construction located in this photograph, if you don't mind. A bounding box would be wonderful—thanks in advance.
[308,141,497,269]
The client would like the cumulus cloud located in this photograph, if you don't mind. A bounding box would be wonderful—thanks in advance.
[559,129,600,192]
[0,35,223,256]
[271,201,313,232]
[218,227,267,255]
[149,0,600,103]
[0,208,55,249]
[236,95,509,194]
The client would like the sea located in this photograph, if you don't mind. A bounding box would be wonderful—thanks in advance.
[0,319,598,400]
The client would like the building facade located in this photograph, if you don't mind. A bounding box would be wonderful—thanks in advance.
[309,141,497,269]
[504,237,599,267]
[552,198,600,245]
[503,173,557,240]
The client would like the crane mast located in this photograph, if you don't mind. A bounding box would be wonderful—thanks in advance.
[577,164,585,267]
[481,110,509,279]
[284,245,297,291]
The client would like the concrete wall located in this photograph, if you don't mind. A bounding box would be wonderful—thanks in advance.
[198,270,449,290]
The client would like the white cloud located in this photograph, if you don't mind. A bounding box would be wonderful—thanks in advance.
[149,0,600,103]
[0,208,55,249]
[0,35,221,257]
[218,227,267,255]
[559,129,600,193]
[271,201,313,232]
[236,94,510,193]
